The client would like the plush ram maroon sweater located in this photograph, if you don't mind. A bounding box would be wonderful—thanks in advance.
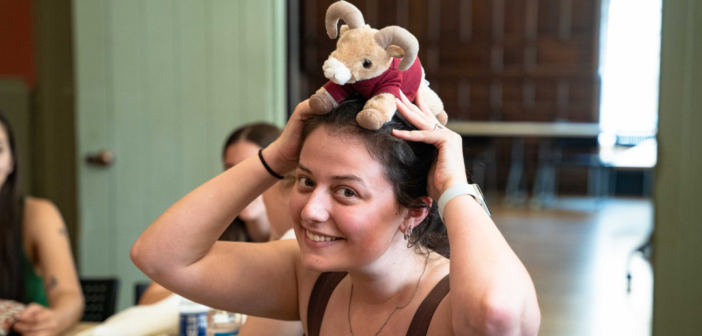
[323,57,423,104]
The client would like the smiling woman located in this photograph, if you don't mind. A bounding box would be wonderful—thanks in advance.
[131,95,540,336]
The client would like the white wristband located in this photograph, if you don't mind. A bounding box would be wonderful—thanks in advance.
[437,183,491,221]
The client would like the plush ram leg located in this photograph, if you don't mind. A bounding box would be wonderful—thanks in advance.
[309,87,338,115]
[357,93,396,130]
[418,84,448,125]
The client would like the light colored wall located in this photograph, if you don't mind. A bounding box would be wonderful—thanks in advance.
[653,0,702,334]
[73,0,286,310]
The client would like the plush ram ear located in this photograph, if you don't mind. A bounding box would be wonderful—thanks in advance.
[339,25,350,36]
[386,45,405,58]
[374,26,419,71]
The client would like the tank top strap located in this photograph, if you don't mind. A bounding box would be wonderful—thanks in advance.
[306,272,348,336]
[406,274,451,336]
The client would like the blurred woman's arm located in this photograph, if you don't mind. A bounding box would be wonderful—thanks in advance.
[14,198,84,336]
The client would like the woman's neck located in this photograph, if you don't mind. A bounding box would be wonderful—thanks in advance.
[346,245,430,306]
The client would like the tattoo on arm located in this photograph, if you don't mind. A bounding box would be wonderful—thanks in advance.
[46,275,58,291]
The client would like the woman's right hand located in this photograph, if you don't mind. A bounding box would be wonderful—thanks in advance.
[264,100,314,174]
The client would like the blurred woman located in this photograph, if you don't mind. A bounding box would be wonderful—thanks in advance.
[0,111,84,335]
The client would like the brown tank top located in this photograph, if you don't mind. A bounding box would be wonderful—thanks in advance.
[307,272,451,336]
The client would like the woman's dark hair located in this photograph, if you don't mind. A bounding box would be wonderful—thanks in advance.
[0,110,25,302]
[222,122,281,159]
[220,122,281,242]
[301,98,450,258]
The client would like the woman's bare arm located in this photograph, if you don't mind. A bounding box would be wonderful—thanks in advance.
[131,101,314,319]
[393,94,540,336]
[130,152,300,319]
[238,316,304,336]
[15,198,84,334]
[138,282,173,305]
[443,197,540,336]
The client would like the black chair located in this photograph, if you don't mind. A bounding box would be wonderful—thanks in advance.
[80,278,119,322]
[134,282,151,305]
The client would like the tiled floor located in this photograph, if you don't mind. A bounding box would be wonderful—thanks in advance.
[492,197,653,336]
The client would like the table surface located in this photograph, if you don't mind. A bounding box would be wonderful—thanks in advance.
[446,121,601,138]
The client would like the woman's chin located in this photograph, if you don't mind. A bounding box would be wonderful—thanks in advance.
[300,253,345,273]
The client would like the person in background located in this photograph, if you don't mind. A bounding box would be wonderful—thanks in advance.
[139,122,280,305]
[0,111,84,335]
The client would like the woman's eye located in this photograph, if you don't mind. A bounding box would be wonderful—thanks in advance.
[362,59,371,68]
[335,188,357,198]
[298,177,314,187]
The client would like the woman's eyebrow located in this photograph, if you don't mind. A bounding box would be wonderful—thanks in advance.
[297,163,313,174]
[332,175,367,187]
[298,163,367,187]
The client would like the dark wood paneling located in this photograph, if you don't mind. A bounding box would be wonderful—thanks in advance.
[297,0,601,123]
[294,0,602,194]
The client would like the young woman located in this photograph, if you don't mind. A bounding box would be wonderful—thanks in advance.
[132,94,540,335]
[0,112,83,336]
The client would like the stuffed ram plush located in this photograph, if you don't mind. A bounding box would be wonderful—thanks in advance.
[309,0,448,130]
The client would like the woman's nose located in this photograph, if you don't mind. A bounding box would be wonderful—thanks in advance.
[300,189,330,225]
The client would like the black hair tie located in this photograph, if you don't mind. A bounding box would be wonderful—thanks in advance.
[259,149,284,180]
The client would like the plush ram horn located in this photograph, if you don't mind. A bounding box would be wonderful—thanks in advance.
[374,26,419,71]
[325,1,365,39]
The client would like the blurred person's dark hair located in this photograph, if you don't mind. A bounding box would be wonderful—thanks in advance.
[0,110,25,302]
[222,122,281,159]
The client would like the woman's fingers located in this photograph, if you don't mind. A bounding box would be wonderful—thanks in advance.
[395,98,432,130]
[414,91,433,117]
[391,128,449,145]
[398,91,424,116]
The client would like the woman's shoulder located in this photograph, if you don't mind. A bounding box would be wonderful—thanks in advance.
[23,197,65,237]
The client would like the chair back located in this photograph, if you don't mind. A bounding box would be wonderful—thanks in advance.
[80,278,119,322]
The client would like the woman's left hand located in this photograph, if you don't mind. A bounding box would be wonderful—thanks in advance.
[392,92,467,201]
[12,303,60,336]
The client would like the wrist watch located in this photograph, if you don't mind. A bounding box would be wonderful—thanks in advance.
[438,183,491,221]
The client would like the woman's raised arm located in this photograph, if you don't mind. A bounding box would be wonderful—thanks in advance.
[393,93,541,336]
[131,101,313,319]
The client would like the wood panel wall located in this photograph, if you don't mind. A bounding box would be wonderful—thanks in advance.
[296,0,601,123]
[293,0,602,195]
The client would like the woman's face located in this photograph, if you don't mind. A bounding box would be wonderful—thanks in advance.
[0,125,14,189]
[290,127,405,272]
[224,140,266,221]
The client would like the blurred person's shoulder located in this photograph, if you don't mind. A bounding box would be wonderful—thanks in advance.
[23,197,65,235]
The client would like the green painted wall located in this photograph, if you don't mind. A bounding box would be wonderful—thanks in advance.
[73,0,286,310]
[653,0,702,334]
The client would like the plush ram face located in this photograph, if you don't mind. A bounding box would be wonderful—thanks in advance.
[324,26,394,85]
[322,1,419,86]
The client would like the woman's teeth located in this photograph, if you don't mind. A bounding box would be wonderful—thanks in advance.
[306,229,339,242]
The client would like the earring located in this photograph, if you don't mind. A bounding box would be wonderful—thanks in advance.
[404,225,413,240]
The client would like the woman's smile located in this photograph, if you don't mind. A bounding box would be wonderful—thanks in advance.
[303,228,345,248]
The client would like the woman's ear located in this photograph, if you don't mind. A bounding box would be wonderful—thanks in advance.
[401,196,433,229]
